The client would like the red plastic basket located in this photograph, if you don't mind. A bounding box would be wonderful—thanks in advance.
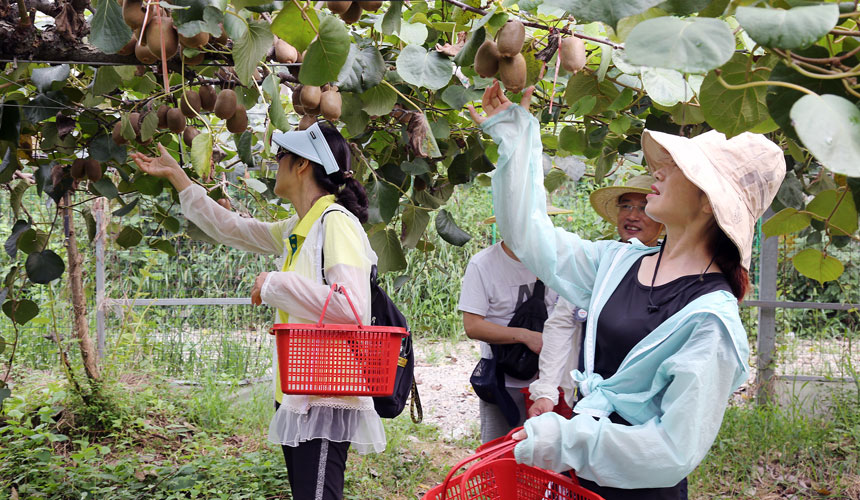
[269,284,408,396]
[422,429,604,500]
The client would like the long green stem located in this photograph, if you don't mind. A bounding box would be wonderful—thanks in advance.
[382,80,422,111]
[716,74,817,96]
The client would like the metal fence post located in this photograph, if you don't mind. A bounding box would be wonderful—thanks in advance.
[756,208,778,404]
[94,198,106,359]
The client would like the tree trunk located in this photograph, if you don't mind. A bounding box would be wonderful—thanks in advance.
[64,196,100,383]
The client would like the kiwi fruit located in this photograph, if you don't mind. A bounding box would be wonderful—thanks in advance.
[340,1,362,23]
[496,20,525,58]
[183,126,200,147]
[499,53,527,93]
[144,16,179,60]
[358,1,381,11]
[274,39,298,64]
[182,51,205,66]
[180,91,202,118]
[226,105,248,134]
[122,0,145,30]
[320,89,342,121]
[128,112,142,138]
[474,40,500,78]
[301,86,322,110]
[50,164,65,187]
[71,159,87,180]
[166,107,186,133]
[214,89,238,119]
[112,121,127,145]
[199,85,216,111]
[156,104,170,129]
[117,34,138,56]
[135,42,158,64]
[85,159,102,182]
[559,36,586,74]
[179,31,210,49]
[298,114,316,130]
[327,1,351,14]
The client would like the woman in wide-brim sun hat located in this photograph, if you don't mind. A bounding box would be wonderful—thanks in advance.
[589,174,664,246]
[132,120,384,500]
[466,81,785,500]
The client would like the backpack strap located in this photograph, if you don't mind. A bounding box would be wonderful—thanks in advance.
[533,279,545,299]
[319,207,379,286]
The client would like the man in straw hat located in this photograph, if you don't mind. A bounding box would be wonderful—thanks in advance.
[467,82,784,499]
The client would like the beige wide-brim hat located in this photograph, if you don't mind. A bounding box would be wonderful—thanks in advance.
[589,174,657,226]
[641,129,786,270]
[482,204,573,225]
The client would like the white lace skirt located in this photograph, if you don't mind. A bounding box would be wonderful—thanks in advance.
[268,403,386,454]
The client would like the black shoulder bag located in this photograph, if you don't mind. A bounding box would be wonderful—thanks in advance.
[493,279,549,380]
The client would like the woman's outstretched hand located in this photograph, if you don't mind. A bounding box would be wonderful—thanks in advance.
[131,143,192,192]
[466,80,535,125]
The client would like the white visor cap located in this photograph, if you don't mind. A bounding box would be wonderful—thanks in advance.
[271,122,340,175]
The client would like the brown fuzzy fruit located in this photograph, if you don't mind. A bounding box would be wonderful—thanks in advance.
[226,106,248,134]
[117,35,138,56]
[183,126,200,147]
[179,31,210,49]
[122,0,145,30]
[559,36,586,74]
[214,89,238,119]
[301,86,322,110]
[166,107,186,133]
[496,20,525,58]
[144,16,179,60]
[71,159,87,180]
[327,1,352,14]
[182,51,205,66]
[474,40,501,78]
[199,85,217,111]
[499,53,527,93]
[135,42,158,64]
[358,1,381,11]
[85,159,102,182]
[298,114,316,130]
[274,39,298,63]
[128,112,141,138]
[180,91,202,118]
[320,90,342,121]
[112,121,127,145]
[157,104,170,129]
[340,1,362,23]
[50,164,65,187]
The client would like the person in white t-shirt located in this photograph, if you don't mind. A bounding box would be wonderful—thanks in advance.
[459,240,558,443]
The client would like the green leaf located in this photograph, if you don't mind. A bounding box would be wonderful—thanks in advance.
[435,209,471,246]
[0,102,21,143]
[806,189,859,236]
[16,228,48,254]
[558,126,586,155]
[133,174,163,196]
[776,175,805,210]
[237,131,256,169]
[243,177,268,193]
[447,152,471,185]
[792,248,844,284]
[269,95,290,132]
[24,92,68,123]
[25,249,65,284]
[5,220,29,258]
[340,92,369,136]
[2,299,38,325]
[401,205,430,248]
[31,65,70,93]
[658,0,711,15]
[190,132,213,179]
[641,68,695,107]
[336,45,386,93]
[233,20,273,86]
[369,229,407,274]
[736,4,839,50]
[761,208,811,237]
[0,149,17,185]
[90,178,119,199]
[401,158,430,175]
[454,27,486,67]
[472,4,498,31]
[149,239,177,256]
[360,84,397,116]
[116,226,143,248]
[92,66,122,96]
[699,54,772,138]
[396,45,455,91]
[112,197,139,217]
[608,115,632,135]
[624,17,734,73]
[139,111,159,143]
[546,0,663,29]
[89,134,127,163]
[381,1,401,35]
[0,334,5,355]
[766,62,845,142]
[367,178,400,224]
[298,16,350,86]
[440,86,483,110]
[89,0,133,53]
[790,94,860,178]
[564,73,620,115]
[544,168,569,193]
[397,21,428,45]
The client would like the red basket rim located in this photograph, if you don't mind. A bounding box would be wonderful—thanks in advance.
[272,323,409,335]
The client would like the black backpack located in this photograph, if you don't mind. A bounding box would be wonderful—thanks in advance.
[319,210,422,422]
[493,279,549,380]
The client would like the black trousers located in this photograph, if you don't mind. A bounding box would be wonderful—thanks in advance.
[275,402,351,500]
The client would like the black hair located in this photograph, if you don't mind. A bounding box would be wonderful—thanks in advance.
[291,121,369,223]
[710,225,749,301]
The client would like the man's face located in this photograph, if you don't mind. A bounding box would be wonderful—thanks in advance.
[616,192,662,246]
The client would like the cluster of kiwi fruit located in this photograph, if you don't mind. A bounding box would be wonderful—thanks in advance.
[326,1,381,23]
[292,84,342,129]
[474,20,527,93]
[71,158,103,182]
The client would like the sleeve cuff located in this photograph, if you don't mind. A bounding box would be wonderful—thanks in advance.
[260,272,277,306]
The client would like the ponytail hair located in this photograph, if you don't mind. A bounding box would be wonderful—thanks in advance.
[307,122,369,223]
[710,226,750,301]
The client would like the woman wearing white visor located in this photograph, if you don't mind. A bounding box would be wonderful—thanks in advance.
[132,121,382,500]
[467,82,784,500]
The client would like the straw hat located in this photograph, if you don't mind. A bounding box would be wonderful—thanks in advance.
[482,204,573,225]
[589,174,656,226]
[641,129,785,270]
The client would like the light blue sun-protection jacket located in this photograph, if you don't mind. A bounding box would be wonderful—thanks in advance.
[482,105,750,489]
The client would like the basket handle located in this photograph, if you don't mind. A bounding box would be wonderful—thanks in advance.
[437,428,522,500]
[318,283,364,328]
